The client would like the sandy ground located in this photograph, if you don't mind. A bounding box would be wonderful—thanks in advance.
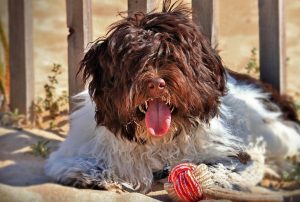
[0,127,63,186]
[0,126,170,202]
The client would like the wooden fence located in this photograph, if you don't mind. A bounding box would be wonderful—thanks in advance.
[8,0,286,115]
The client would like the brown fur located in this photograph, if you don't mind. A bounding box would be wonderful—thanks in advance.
[78,1,226,141]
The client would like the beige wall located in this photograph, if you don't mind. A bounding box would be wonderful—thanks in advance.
[0,0,299,98]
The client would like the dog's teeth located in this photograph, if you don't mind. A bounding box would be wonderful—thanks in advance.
[170,106,175,113]
[145,101,148,109]
[138,105,146,114]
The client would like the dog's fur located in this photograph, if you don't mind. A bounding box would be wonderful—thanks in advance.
[45,1,300,193]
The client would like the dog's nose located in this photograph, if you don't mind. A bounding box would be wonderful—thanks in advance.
[148,78,166,96]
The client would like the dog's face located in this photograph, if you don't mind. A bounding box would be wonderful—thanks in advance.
[79,2,226,142]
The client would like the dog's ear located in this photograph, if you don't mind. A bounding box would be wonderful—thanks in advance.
[79,40,112,97]
[191,37,227,121]
[199,39,226,96]
[79,39,136,139]
[78,40,117,125]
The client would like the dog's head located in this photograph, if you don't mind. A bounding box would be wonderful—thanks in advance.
[79,1,226,142]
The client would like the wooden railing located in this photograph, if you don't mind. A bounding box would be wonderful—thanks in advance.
[8,0,286,115]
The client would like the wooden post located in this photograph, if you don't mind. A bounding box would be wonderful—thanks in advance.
[128,0,156,16]
[66,0,92,98]
[259,0,286,93]
[8,0,34,116]
[192,0,219,47]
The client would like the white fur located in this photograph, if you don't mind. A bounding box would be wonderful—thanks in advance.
[45,75,300,193]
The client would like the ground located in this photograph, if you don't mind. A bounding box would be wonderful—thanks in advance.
[0,127,169,202]
[0,126,300,202]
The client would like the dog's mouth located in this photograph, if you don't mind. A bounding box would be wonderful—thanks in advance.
[137,97,175,137]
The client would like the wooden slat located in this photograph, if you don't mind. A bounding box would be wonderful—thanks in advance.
[66,0,92,98]
[259,0,286,93]
[128,0,156,16]
[192,0,219,47]
[8,0,34,116]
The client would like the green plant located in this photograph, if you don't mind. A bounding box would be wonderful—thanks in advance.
[30,140,50,158]
[0,19,10,111]
[296,100,300,117]
[33,63,68,131]
[44,64,68,118]
[0,108,25,128]
[245,48,259,76]
[283,162,300,183]
[293,92,300,118]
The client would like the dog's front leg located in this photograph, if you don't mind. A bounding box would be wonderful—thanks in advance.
[64,165,125,193]
[45,156,126,193]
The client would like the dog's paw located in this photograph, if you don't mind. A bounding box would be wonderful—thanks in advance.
[99,182,127,194]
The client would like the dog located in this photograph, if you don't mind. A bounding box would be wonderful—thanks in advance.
[45,1,300,194]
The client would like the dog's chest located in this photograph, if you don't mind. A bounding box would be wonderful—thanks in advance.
[106,132,206,174]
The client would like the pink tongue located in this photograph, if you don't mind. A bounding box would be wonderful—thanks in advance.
[145,99,171,137]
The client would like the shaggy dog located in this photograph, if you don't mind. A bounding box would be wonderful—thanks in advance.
[45,1,300,194]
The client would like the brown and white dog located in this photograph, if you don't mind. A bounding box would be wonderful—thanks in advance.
[45,1,300,193]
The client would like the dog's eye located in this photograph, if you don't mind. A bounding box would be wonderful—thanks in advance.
[141,66,153,73]
[108,76,115,85]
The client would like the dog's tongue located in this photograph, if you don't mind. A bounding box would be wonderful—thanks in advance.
[145,99,171,137]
